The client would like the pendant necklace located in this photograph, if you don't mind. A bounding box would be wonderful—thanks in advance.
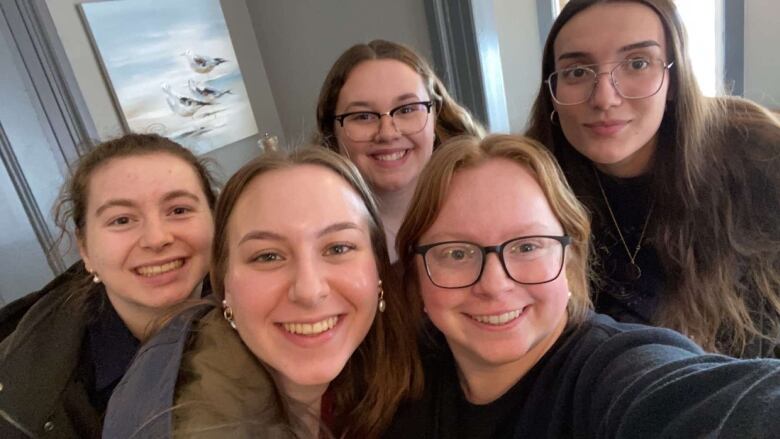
[594,167,655,281]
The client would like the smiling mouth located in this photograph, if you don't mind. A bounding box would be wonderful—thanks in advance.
[281,316,339,336]
[469,308,524,326]
[372,150,408,161]
[135,259,184,277]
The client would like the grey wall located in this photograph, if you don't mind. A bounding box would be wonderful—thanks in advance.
[244,0,433,145]
[44,0,284,179]
[744,0,780,108]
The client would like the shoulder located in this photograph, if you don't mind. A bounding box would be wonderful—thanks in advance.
[102,302,213,438]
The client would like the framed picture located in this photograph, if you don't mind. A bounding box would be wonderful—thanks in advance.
[79,0,258,154]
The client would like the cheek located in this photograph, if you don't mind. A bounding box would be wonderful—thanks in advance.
[226,269,280,319]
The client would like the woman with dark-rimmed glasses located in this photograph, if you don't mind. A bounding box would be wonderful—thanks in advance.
[316,39,484,260]
[386,133,780,439]
[526,0,780,357]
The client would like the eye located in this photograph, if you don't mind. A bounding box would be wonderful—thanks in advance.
[324,243,356,256]
[626,58,650,71]
[432,244,477,262]
[170,206,192,216]
[346,112,378,123]
[108,216,131,226]
[252,251,284,263]
[397,103,423,114]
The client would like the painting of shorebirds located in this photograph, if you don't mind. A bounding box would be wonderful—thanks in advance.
[80,0,257,154]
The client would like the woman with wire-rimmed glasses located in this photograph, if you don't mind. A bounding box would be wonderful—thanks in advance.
[526,0,780,358]
[385,133,780,439]
[316,39,484,261]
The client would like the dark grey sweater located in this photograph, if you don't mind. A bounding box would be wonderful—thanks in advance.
[385,313,780,438]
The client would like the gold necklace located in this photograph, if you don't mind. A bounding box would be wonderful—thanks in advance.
[593,167,655,281]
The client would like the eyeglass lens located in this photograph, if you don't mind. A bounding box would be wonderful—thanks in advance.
[549,59,669,105]
[341,102,430,141]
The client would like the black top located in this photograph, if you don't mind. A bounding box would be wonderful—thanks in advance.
[591,171,664,324]
[79,292,140,414]
[385,313,780,439]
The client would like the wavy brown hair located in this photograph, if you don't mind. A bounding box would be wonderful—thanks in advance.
[209,146,422,438]
[315,39,485,152]
[526,0,780,356]
[396,134,593,331]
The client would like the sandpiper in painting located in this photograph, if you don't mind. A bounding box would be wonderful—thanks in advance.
[79,0,257,154]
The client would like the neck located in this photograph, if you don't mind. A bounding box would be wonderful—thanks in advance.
[456,314,567,405]
[277,379,328,438]
[375,184,416,261]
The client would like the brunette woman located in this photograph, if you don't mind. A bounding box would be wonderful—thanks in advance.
[526,0,780,357]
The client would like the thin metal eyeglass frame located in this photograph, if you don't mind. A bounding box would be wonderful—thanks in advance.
[332,100,434,141]
[414,235,572,289]
[545,59,675,106]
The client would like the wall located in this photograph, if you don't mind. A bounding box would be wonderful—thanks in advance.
[493,0,543,132]
[245,0,432,145]
[43,0,284,179]
[744,0,780,109]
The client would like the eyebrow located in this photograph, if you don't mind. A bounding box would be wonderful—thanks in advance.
[342,93,423,112]
[556,40,661,62]
[238,221,362,246]
[94,190,201,216]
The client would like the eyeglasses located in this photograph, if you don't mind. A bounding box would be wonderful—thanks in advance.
[415,235,571,289]
[545,58,674,105]
[333,101,433,142]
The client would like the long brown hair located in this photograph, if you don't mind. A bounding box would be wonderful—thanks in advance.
[526,0,780,356]
[397,134,593,330]
[315,39,485,152]
[210,146,422,437]
[52,133,218,306]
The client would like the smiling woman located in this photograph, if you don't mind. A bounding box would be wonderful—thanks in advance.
[0,133,217,438]
[102,147,422,438]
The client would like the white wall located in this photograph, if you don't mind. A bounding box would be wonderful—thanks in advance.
[245,0,432,144]
[744,0,780,109]
[493,0,543,132]
[43,0,284,178]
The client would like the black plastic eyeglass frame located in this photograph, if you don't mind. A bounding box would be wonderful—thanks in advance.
[332,100,434,127]
[414,235,572,289]
[544,59,674,106]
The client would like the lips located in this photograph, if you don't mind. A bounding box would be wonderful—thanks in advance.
[371,149,408,162]
[281,315,339,336]
[584,119,629,136]
[467,307,526,326]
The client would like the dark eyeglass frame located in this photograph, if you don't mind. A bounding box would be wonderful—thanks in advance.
[414,235,572,289]
[332,100,434,135]
[545,58,675,106]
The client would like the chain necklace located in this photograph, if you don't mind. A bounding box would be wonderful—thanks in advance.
[594,167,655,281]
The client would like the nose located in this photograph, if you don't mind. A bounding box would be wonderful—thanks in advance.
[374,113,401,142]
[288,256,329,307]
[473,252,514,298]
[589,71,623,110]
[139,217,174,251]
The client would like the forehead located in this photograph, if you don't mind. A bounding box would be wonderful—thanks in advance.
[229,164,370,237]
[424,158,562,242]
[87,153,202,205]
[336,59,427,107]
[553,2,667,62]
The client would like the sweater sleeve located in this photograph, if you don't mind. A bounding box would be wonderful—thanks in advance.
[581,325,780,438]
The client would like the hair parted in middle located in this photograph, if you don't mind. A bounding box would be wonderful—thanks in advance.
[209,146,422,438]
[315,39,485,152]
[396,134,593,328]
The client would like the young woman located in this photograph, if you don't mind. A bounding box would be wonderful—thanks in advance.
[103,147,421,438]
[0,133,217,438]
[316,39,484,260]
[525,0,780,357]
[388,134,780,438]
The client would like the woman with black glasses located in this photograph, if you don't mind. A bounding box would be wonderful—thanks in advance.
[387,134,780,439]
[316,39,484,260]
[526,0,780,357]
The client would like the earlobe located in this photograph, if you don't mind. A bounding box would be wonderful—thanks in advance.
[77,237,91,271]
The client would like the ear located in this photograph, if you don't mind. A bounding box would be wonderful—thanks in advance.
[77,234,93,272]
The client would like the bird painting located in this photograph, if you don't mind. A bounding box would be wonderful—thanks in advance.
[188,79,232,102]
[181,49,228,74]
[161,83,212,117]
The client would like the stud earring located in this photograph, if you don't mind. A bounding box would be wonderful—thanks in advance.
[91,271,101,284]
[568,291,572,300]
[378,280,386,313]
[222,299,237,330]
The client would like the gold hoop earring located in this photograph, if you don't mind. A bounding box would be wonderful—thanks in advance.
[222,300,237,330]
[378,280,386,313]
[550,110,559,126]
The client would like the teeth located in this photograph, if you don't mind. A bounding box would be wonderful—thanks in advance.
[282,316,338,336]
[471,309,522,326]
[375,150,406,161]
[136,259,184,277]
